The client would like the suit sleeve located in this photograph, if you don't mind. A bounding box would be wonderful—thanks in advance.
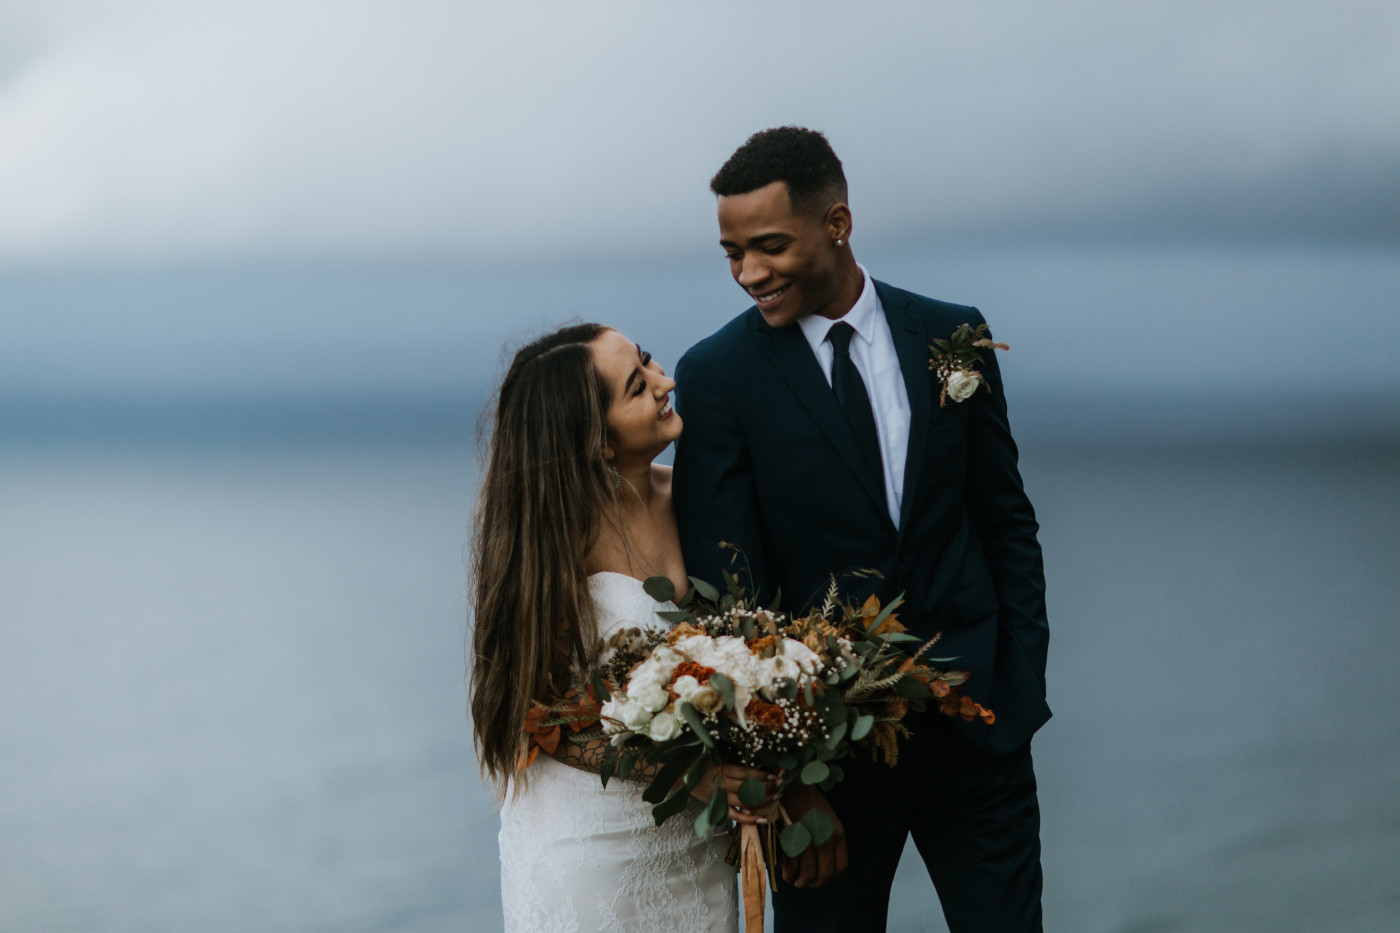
[961,311,1050,693]
[672,350,771,602]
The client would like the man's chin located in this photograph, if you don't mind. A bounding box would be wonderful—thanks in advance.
[758,306,804,329]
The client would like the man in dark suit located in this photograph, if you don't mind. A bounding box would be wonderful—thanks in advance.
[673,127,1051,932]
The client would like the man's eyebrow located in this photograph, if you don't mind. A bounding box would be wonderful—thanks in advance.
[719,231,790,249]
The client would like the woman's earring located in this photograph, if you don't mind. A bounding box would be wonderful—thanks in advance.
[836,238,845,246]
[605,463,623,490]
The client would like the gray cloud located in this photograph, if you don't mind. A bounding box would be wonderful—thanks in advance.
[0,1,1396,262]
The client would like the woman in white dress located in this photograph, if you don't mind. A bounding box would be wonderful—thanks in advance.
[470,324,776,932]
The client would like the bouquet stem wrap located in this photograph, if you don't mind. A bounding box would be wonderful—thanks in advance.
[740,823,765,933]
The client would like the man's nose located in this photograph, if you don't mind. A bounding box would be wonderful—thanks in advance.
[737,254,769,287]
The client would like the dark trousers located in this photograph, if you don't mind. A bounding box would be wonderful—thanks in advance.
[772,712,1043,933]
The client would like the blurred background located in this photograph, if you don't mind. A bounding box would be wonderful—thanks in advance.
[2,2,1397,930]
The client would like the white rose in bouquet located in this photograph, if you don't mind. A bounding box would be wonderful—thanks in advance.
[687,686,725,716]
[622,700,654,733]
[672,675,703,702]
[599,697,626,734]
[946,369,981,403]
[778,638,822,675]
[630,683,670,713]
[646,710,683,742]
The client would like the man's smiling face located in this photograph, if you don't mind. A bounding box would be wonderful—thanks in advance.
[717,181,846,329]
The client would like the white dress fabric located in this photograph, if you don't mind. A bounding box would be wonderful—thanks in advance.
[498,572,738,933]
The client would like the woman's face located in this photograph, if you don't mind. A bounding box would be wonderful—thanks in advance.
[590,329,681,463]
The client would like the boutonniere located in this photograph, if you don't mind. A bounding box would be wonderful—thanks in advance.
[928,323,1010,407]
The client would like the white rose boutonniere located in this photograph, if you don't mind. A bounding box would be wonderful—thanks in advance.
[928,323,1010,407]
[945,369,981,403]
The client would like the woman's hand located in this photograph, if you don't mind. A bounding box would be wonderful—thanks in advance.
[689,762,783,825]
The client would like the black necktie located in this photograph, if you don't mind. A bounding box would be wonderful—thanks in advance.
[826,322,885,500]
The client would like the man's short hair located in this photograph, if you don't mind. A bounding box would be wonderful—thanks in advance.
[710,126,848,218]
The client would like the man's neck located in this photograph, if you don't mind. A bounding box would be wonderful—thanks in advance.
[814,256,865,321]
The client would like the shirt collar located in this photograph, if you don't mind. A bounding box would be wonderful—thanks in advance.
[798,264,879,352]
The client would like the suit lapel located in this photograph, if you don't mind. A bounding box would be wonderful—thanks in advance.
[754,313,891,521]
[877,282,932,534]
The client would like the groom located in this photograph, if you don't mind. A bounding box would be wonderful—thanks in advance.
[673,127,1051,932]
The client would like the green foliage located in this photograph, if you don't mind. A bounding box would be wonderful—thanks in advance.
[738,776,767,808]
[688,576,720,603]
[652,786,692,825]
[709,672,735,710]
[643,575,676,603]
[678,702,714,748]
[780,822,811,857]
[802,808,834,846]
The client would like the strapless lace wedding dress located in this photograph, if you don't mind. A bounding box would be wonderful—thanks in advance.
[497,572,738,932]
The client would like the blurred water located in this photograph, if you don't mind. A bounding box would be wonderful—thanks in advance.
[2,434,1397,932]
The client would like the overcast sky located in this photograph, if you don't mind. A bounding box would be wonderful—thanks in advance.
[2,0,1397,264]
[2,2,1398,404]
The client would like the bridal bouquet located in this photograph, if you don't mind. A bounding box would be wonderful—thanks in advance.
[522,565,993,931]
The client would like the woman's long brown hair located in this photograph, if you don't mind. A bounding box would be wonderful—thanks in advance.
[469,323,613,792]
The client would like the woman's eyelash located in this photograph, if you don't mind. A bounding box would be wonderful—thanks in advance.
[640,350,652,366]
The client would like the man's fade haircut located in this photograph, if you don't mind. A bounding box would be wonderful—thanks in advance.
[710,126,847,218]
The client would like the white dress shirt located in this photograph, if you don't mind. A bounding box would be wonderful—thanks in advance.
[797,266,911,525]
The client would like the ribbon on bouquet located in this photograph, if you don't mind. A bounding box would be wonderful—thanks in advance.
[731,803,783,933]
[740,823,765,933]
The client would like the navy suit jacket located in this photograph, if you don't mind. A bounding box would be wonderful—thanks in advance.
[673,280,1051,754]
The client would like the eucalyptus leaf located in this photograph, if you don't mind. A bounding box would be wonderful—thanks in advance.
[824,719,848,749]
[683,755,711,792]
[694,804,716,838]
[779,822,812,858]
[657,610,697,624]
[643,575,676,603]
[688,576,720,603]
[738,776,767,808]
[801,808,834,846]
[709,672,735,710]
[800,760,830,785]
[652,787,692,825]
[643,757,692,804]
[707,785,727,827]
[851,714,874,741]
[678,702,714,748]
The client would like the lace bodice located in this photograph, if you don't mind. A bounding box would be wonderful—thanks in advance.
[590,571,677,640]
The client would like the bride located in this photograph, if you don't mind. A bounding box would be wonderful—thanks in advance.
[470,323,775,932]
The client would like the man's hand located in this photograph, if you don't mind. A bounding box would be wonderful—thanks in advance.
[780,785,848,887]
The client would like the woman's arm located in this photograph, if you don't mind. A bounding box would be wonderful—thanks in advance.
[548,738,779,825]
